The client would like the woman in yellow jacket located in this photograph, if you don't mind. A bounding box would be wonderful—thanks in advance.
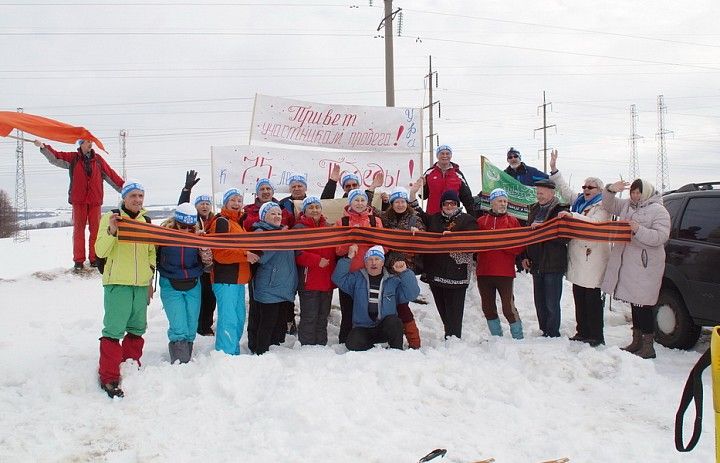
[94,180,156,398]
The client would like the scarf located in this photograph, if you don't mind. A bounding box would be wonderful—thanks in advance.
[533,196,559,224]
[571,192,602,214]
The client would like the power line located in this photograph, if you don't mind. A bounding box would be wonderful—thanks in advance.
[402,7,720,49]
[410,35,720,71]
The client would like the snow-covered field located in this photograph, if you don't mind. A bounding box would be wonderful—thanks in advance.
[0,228,713,462]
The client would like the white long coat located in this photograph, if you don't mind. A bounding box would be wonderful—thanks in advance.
[600,188,671,306]
[551,172,611,289]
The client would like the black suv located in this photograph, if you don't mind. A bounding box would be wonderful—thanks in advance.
[655,182,720,349]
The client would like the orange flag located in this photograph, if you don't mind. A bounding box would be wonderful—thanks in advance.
[0,111,106,152]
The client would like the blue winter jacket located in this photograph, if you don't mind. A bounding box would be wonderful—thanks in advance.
[157,245,203,281]
[332,258,420,328]
[504,163,548,186]
[251,221,299,303]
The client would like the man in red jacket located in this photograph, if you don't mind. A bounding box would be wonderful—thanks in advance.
[475,188,524,339]
[419,144,476,216]
[34,139,124,271]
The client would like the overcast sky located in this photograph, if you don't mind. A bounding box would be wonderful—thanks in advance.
[1,0,719,209]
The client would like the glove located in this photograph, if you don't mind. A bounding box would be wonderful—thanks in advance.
[184,170,200,190]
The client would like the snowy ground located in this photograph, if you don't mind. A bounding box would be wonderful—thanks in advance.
[0,228,714,462]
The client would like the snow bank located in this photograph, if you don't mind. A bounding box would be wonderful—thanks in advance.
[0,229,713,462]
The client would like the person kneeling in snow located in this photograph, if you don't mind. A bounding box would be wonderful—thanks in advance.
[332,245,420,351]
[94,180,155,398]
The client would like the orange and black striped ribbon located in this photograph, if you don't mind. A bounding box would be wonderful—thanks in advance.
[117,216,631,254]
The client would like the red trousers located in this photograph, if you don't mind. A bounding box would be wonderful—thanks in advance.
[72,203,101,264]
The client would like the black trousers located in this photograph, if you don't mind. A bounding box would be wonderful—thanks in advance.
[346,315,404,351]
[197,272,217,334]
[572,284,604,342]
[430,285,467,339]
[631,304,655,334]
[253,300,293,354]
[338,290,354,344]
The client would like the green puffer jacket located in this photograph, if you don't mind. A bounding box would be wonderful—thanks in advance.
[95,209,156,286]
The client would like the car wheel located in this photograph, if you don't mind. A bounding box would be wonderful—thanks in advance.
[654,288,701,349]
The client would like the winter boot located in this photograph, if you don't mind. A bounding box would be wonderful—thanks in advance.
[634,333,656,359]
[168,341,182,364]
[403,320,421,349]
[178,341,193,364]
[486,318,503,337]
[121,333,145,365]
[509,320,524,340]
[99,380,124,398]
[621,328,642,353]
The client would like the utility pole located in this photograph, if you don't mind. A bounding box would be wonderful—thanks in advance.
[629,104,642,180]
[656,95,672,193]
[14,107,29,242]
[534,91,556,173]
[424,55,440,171]
[119,129,128,179]
[377,1,401,107]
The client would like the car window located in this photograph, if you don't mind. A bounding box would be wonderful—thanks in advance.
[679,197,720,244]
[663,198,683,226]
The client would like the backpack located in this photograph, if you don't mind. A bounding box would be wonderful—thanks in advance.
[97,209,152,274]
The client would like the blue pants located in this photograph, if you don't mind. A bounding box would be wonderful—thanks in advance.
[532,272,564,337]
[213,283,246,355]
[159,277,201,342]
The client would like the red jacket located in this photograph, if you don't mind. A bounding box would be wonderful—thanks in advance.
[294,214,336,292]
[242,198,295,231]
[335,206,383,272]
[475,212,523,277]
[422,162,475,215]
[41,145,124,206]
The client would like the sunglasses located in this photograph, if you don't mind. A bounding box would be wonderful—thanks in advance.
[344,183,359,189]
[581,186,597,190]
[177,223,195,230]
[442,201,458,206]
[507,154,519,159]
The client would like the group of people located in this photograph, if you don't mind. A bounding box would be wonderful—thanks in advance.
[34,139,671,399]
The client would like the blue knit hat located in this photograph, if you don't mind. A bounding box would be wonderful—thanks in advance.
[347,188,368,204]
[222,188,242,206]
[255,178,274,194]
[388,187,409,204]
[175,202,198,225]
[77,139,86,147]
[194,194,212,206]
[489,188,508,202]
[436,144,452,156]
[259,201,280,222]
[507,147,521,159]
[288,174,307,187]
[340,173,361,188]
[121,179,144,199]
[364,245,385,261]
[302,196,321,213]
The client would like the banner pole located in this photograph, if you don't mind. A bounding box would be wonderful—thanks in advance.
[248,93,259,145]
[5,134,34,143]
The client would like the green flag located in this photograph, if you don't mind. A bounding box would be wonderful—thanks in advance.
[478,156,566,221]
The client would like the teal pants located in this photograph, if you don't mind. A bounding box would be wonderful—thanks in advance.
[159,276,201,342]
[102,285,148,339]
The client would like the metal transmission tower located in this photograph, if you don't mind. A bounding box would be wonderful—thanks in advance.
[656,95,672,193]
[119,129,128,179]
[534,91,556,173]
[629,104,643,180]
[14,107,29,242]
[424,55,440,171]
